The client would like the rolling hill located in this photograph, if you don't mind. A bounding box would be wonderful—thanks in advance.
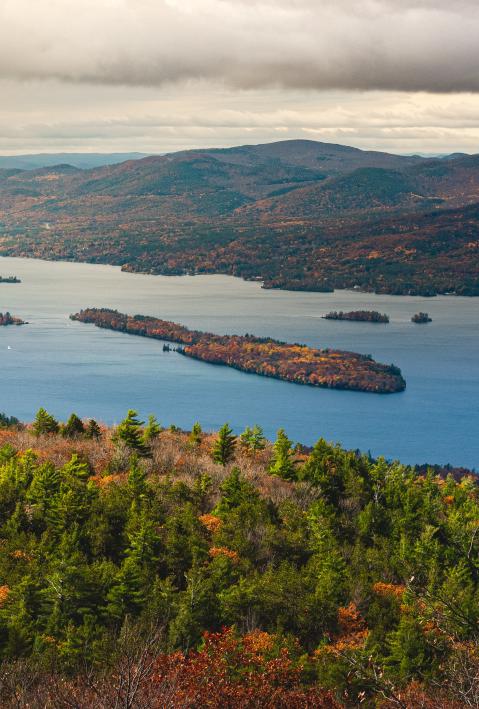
[0,140,478,295]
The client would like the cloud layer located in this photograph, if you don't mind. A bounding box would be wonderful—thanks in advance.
[1,0,479,92]
[1,80,479,156]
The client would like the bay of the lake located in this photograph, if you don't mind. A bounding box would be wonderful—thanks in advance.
[0,256,477,468]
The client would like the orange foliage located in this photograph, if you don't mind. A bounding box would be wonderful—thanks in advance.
[10,550,32,561]
[242,630,274,655]
[91,473,123,488]
[199,514,223,534]
[338,602,365,634]
[0,585,10,606]
[317,603,369,657]
[209,547,239,562]
[373,582,406,598]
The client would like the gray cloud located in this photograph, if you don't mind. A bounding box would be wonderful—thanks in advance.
[1,0,479,92]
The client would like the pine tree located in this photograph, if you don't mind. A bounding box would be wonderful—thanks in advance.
[85,419,101,439]
[215,466,258,515]
[299,438,347,506]
[61,413,85,438]
[127,456,148,502]
[32,408,59,437]
[268,428,296,480]
[0,412,19,429]
[61,454,90,481]
[240,424,266,454]
[142,414,162,444]
[189,421,203,446]
[28,462,61,510]
[113,410,151,457]
[126,511,160,570]
[106,558,145,619]
[212,423,236,466]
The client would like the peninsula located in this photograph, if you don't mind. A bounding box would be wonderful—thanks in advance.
[0,312,26,326]
[70,308,406,393]
[323,310,390,323]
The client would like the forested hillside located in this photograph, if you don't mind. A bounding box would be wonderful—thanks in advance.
[1,140,479,295]
[0,410,477,707]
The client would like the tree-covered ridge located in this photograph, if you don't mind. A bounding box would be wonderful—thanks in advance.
[0,410,477,707]
[1,141,479,296]
[71,308,406,394]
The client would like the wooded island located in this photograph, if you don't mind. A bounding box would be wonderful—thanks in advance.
[323,310,390,323]
[0,312,26,326]
[412,312,432,323]
[71,308,406,393]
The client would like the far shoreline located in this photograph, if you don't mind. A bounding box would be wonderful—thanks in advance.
[0,254,469,299]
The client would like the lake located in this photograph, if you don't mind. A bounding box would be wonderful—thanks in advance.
[0,256,478,468]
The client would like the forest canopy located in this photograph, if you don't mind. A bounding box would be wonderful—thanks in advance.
[0,410,476,707]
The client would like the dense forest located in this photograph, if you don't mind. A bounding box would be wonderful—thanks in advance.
[71,308,406,394]
[1,140,479,296]
[0,409,477,707]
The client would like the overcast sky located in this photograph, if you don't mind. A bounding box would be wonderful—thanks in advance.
[1,0,479,155]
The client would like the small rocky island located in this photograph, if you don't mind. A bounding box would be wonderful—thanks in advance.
[323,310,390,324]
[412,312,432,324]
[0,276,21,283]
[0,312,27,326]
[71,308,406,394]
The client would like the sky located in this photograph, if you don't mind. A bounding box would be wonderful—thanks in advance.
[1,0,479,155]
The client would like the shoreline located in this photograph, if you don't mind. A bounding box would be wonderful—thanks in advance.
[0,253,470,299]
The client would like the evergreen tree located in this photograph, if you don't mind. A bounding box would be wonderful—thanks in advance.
[189,421,203,446]
[106,558,145,619]
[32,408,59,437]
[212,423,236,466]
[268,428,296,480]
[27,462,61,512]
[126,511,160,570]
[142,414,162,444]
[299,438,353,506]
[113,410,150,457]
[61,413,85,438]
[127,456,148,502]
[61,454,90,481]
[240,424,266,453]
[85,419,101,439]
[215,466,258,515]
[0,412,20,429]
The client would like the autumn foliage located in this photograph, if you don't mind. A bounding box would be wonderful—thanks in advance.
[71,308,406,393]
[150,629,339,708]
[0,414,477,706]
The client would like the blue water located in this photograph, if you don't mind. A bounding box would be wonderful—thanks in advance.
[0,256,478,468]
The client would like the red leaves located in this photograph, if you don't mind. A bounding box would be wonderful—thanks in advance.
[151,628,339,708]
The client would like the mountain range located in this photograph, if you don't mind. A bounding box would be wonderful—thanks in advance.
[0,153,149,171]
[0,139,478,295]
